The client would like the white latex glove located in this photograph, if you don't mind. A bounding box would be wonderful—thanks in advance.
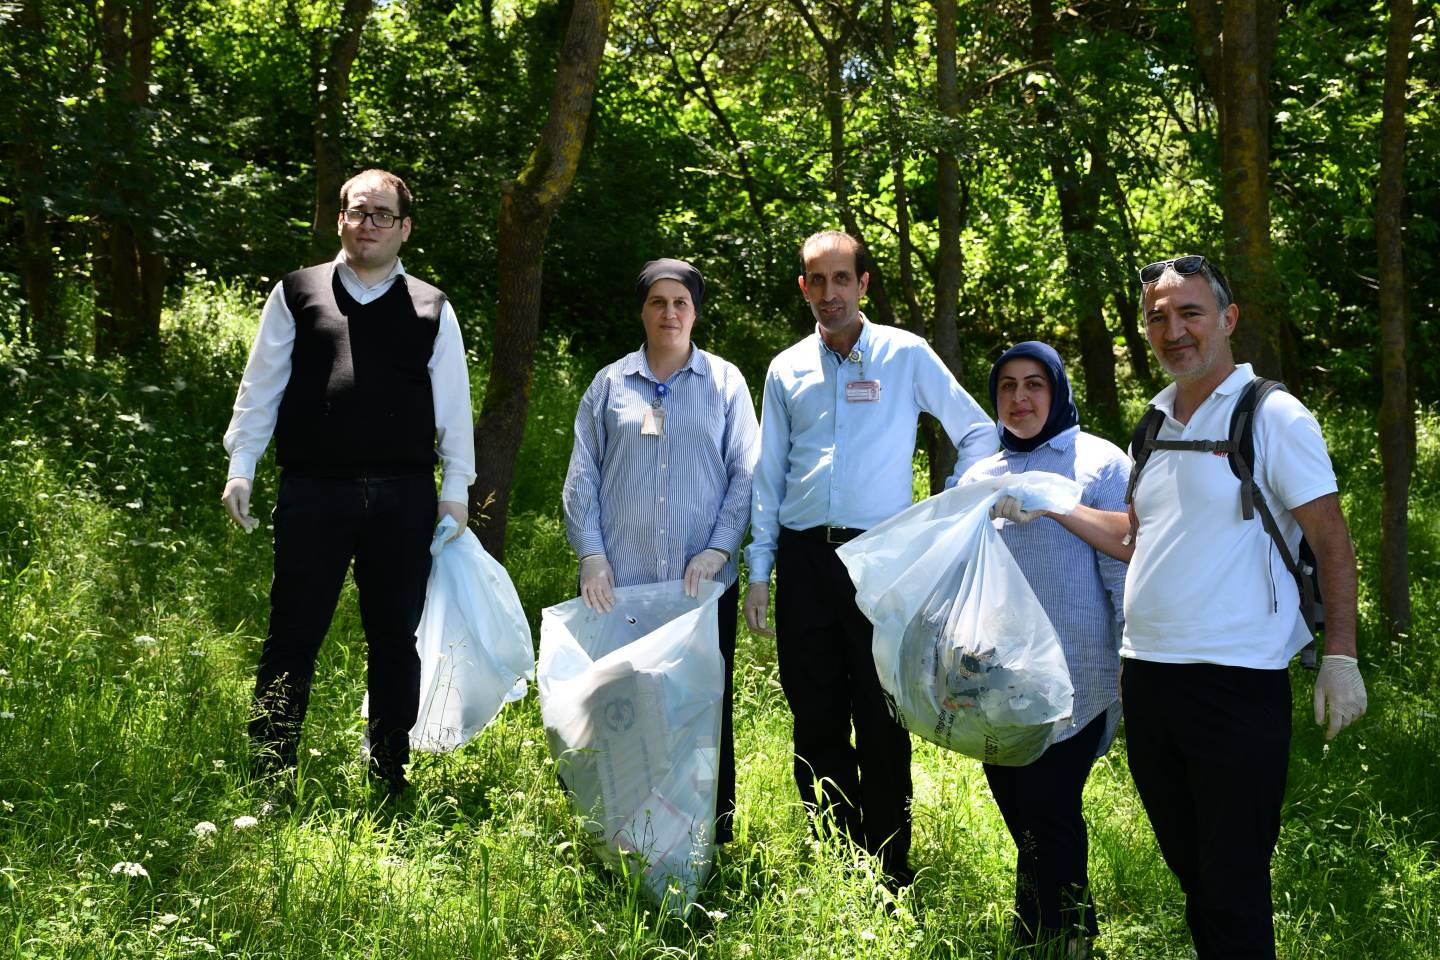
[743,581,774,639]
[430,515,459,556]
[436,500,467,541]
[1314,655,1367,740]
[221,477,260,532]
[989,494,1046,524]
[579,554,616,613]
[683,548,728,597]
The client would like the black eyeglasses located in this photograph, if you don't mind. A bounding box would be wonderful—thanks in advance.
[1138,255,1232,302]
[341,208,400,229]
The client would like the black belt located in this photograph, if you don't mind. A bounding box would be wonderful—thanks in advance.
[784,524,866,546]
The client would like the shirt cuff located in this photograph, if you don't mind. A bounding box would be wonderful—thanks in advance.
[745,550,774,583]
[227,452,258,482]
[707,525,746,557]
[439,472,471,504]
[575,531,606,559]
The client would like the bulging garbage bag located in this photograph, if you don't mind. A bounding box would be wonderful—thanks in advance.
[539,579,724,914]
[363,517,534,753]
[837,473,1083,766]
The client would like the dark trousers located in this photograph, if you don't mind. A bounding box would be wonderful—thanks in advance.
[250,472,436,780]
[1122,658,1292,960]
[984,711,1107,946]
[775,526,912,878]
[716,579,738,845]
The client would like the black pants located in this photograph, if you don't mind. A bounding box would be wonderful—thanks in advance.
[984,711,1107,946]
[1122,658,1292,960]
[251,472,436,780]
[716,579,738,845]
[775,526,912,878]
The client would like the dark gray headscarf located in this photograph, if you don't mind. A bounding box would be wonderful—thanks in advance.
[634,258,705,312]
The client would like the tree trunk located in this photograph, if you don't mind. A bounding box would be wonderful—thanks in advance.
[1030,0,1120,434]
[790,0,901,329]
[1377,0,1413,634]
[926,0,965,491]
[14,0,59,349]
[309,0,372,265]
[882,0,924,337]
[93,0,162,357]
[1186,0,1290,384]
[470,0,613,559]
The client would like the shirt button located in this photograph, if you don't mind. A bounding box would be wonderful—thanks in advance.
[659,560,667,567]
[661,463,668,469]
[659,496,665,503]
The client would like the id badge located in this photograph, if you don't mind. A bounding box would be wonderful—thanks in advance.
[845,379,881,403]
[641,405,666,436]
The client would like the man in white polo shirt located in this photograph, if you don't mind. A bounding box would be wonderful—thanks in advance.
[1122,255,1367,959]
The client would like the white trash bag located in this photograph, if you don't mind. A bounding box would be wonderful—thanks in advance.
[539,579,724,913]
[837,473,1083,766]
[363,516,534,753]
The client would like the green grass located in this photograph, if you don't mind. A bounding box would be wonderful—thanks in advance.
[0,284,1436,958]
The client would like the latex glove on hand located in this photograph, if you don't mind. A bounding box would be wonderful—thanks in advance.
[436,500,467,542]
[579,554,616,613]
[743,581,774,639]
[990,494,1046,524]
[1314,655,1367,740]
[221,477,260,533]
[683,549,728,598]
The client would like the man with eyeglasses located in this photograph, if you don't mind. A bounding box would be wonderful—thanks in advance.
[1121,255,1366,958]
[221,168,474,805]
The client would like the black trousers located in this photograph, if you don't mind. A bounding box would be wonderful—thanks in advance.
[984,711,1107,946]
[1122,658,1292,960]
[251,472,436,779]
[774,526,912,878]
[716,579,738,845]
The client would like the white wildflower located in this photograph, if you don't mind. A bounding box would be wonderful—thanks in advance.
[110,861,149,878]
[706,908,728,922]
[232,815,258,830]
[212,760,225,770]
[859,929,877,941]
[308,748,321,757]
[156,913,180,925]
[0,712,13,720]
[192,821,217,838]
[133,635,157,646]
[2,800,14,812]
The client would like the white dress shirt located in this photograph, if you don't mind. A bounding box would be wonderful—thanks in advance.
[222,252,476,503]
[746,317,996,582]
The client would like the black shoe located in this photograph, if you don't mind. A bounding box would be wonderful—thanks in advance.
[367,761,409,798]
[256,775,295,819]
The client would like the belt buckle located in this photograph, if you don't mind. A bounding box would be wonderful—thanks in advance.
[825,526,847,545]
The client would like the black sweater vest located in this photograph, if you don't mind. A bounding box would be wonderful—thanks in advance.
[274,264,446,475]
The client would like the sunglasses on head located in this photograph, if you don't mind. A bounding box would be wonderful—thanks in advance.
[1138,255,1233,302]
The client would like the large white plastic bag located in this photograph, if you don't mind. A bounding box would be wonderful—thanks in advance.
[837,473,1084,766]
[363,518,535,753]
[539,579,724,913]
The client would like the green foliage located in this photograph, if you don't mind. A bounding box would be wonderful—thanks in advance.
[0,286,1437,957]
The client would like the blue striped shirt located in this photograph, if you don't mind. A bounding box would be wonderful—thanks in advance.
[746,318,997,581]
[960,425,1130,747]
[563,346,759,588]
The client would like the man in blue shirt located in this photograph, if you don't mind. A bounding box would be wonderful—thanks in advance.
[743,230,996,886]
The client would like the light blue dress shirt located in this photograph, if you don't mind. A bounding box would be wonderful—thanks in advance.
[563,345,759,589]
[746,318,996,582]
[961,425,1130,748]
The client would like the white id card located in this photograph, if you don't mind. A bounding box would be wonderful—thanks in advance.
[641,405,666,436]
[845,379,881,402]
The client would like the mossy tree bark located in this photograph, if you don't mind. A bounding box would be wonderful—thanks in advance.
[471,0,613,559]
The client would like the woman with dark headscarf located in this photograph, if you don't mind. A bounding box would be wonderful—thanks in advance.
[959,341,1132,958]
[561,258,759,844]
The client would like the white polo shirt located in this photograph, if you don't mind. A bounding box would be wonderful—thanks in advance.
[1121,364,1338,669]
